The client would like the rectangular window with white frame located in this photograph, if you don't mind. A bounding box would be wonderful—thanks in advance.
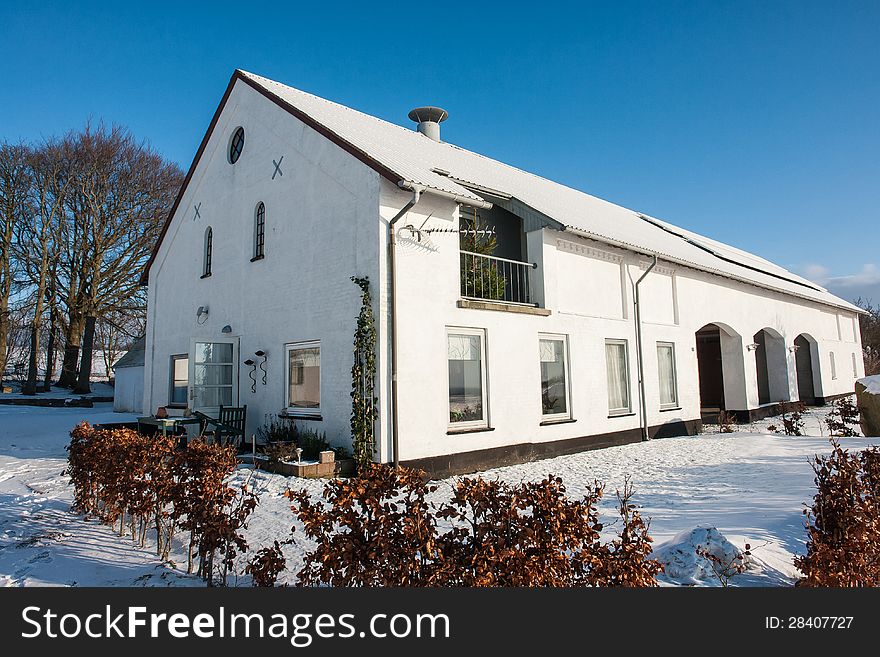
[656,342,679,409]
[189,339,237,413]
[605,339,631,415]
[830,352,837,380]
[285,341,321,415]
[447,327,488,429]
[539,334,571,421]
[169,354,188,407]
[852,353,858,378]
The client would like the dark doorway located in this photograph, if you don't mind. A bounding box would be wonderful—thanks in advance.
[795,334,817,404]
[754,329,771,405]
[696,324,725,411]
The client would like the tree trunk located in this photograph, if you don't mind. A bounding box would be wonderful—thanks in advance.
[0,299,8,390]
[42,309,56,392]
[74,315,96,394]
[58,313,84,388]
[22,326,40,395]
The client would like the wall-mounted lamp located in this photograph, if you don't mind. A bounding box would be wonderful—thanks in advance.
[788,345,800,353]
[254,350,268,385]
[221,325,232,334]
[243,358,257,393]
[196,305,209,324]
[746,343,760,351]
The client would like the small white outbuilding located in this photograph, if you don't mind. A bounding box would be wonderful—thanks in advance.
[112,337,145,414]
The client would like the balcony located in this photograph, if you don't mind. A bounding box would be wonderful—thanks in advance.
[459,250,537,306]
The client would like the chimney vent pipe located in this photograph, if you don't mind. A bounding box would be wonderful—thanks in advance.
[408,106,448,142]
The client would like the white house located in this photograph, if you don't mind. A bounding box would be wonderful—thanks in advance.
[141,70,864,475]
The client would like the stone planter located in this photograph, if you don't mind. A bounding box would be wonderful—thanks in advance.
[253,455,356,478]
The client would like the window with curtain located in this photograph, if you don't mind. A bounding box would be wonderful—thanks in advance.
[605,339,630,414]
[202,226,213,277]
[286,342,321,413]
[169,354,188,406]
[539,335,570,419]
[447,328,487,427]
[253,202,265,260]
[192,341,234,409]
[657,342,678,409]
[830,352,837,380]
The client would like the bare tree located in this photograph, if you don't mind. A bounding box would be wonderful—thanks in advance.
[57,125,182,393]
[0,143,31,387]
[855,298,880,376]
[17,138,71,395]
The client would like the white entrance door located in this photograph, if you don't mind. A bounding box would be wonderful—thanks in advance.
[188,338,239,415]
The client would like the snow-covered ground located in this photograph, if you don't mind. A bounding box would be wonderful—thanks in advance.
[0,402,874,587]
[0,382,115,400]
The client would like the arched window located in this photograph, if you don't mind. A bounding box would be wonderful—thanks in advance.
[228,127,245,164]
[202,227,213,277]
[253,202,265,260]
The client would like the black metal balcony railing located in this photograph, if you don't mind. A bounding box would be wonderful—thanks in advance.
[460,250,537,306]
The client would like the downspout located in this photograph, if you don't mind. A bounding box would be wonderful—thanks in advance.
[633,254,658,441]
[388,183,424,467]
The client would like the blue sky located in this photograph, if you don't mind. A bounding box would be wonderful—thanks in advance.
[2,1,878,301]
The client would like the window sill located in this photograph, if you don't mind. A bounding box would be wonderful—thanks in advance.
[279,412,323,421]
[250,255,264,262]
[447,426,495,435]
[457,299,551,316]
[540,417,576,426]
[608,411,636,419]
[659,406,682,412]
[167,404,187,410]
[200,273,212,279]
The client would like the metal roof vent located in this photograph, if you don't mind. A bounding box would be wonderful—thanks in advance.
[408,106,448,142]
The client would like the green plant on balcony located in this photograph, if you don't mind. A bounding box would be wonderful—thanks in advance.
[460,221,506,301]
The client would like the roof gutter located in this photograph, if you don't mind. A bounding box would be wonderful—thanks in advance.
[633,254,658,441]
[398,180,493,210]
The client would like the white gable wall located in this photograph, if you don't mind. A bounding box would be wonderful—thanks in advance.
[144,80,380,445]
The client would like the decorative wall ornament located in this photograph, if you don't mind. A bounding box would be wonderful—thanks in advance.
[255,350,268,385]
[639,261,676,277]
[272,156,284,180]
[556,239,623,264]
[193,202,201,220]
[243,359,257,393]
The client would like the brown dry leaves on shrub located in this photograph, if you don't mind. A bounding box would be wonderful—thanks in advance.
[287,464,662,587]
[795,441,880,587]
[66,422,257,586]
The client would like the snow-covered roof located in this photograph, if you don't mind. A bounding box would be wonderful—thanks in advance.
[151,69,859,313]
[237,71,860,313]
[112,337,145,369]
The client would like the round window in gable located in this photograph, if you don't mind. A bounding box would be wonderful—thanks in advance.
[228,126,245,164]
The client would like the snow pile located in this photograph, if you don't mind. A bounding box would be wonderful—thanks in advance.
[857,375,880,395]
[653,526,751,586]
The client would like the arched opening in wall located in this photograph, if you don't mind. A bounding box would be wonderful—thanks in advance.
[696,325,725,412]
[794,333,820,405]
[695,323,747,419]
[753,327,789,405]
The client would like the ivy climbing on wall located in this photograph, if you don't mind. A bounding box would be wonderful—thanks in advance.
[350,276,378,473]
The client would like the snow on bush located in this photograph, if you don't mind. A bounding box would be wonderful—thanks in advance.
[653,526,751,586]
